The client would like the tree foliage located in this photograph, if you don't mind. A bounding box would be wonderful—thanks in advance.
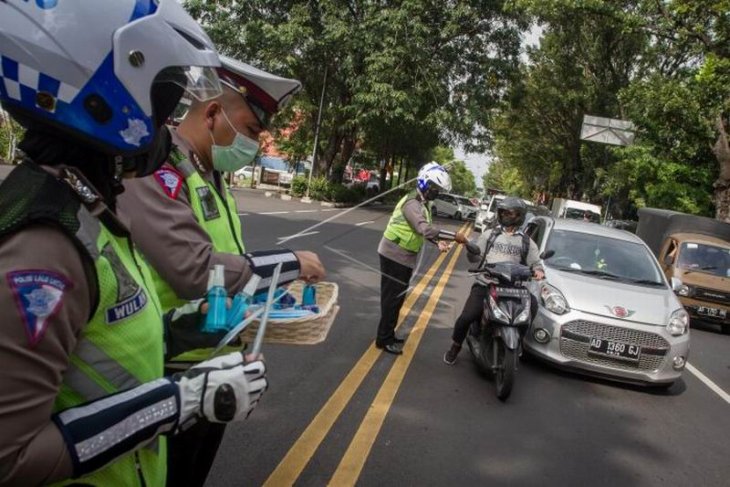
[494,0,730,219]
[429,146,477,196]
[184,0,523,185]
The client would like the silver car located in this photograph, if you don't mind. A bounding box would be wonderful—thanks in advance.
[523,217,690,387]
[433,193,478,221]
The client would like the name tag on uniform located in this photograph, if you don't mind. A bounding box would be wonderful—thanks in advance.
[196,186,220,221]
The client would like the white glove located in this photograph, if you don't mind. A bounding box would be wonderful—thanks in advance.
[175,352,267,430]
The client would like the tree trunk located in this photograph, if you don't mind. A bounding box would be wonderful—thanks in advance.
[320,131,343,179]
[396,157,404,187]
[712,115,730,222]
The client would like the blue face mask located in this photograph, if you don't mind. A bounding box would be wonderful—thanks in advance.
[210,109,260,172]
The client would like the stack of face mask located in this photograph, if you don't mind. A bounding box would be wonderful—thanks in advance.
[249,284,320,319]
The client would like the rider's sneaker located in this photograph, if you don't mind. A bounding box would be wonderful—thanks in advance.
[443,343,461,365]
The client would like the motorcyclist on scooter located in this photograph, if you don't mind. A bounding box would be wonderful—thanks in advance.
[444,197,545,365]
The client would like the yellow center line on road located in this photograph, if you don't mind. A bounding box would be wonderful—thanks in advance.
[328,228,467,487]
[263,222,470,487]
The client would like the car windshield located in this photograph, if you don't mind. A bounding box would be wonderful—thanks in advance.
[545,229,664,286]
[677,242,730,278]
[457,197,472,206]
[565,208,601,222]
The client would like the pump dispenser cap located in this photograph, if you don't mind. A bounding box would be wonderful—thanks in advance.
[211,265,225,288]
[242,274,261,297]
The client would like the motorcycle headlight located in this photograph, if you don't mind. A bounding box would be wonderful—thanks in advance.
[667,308,689,336]
[540,283,569,315]
[488,295,510,323]
[515,307,531,324]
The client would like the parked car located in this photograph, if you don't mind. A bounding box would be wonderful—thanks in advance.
[523,217,690,388]
[432,193,478,220]
[236,166,255,179]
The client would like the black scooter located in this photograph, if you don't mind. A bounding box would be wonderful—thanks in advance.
[465,260,533,400]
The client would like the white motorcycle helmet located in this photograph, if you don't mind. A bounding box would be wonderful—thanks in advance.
[0,0,221,174]
[417,161,452,200]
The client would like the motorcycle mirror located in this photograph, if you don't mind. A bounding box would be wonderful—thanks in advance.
[540,250,555,260]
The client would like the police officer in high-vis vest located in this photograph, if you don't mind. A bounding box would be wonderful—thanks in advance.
[0,2,268,485]
[117,55,326,486]
[376,162,468,355]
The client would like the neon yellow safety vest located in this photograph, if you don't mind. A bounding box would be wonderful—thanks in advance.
[383,192,432,253]
[148,153,246,365]
[150,155,245,313]
[0,162,166,487]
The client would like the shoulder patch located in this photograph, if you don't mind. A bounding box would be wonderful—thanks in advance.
[7,270,72,347]
[154,168,183,199]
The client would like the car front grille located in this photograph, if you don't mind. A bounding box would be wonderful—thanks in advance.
[694,287,730,305]
[559,320,669,372]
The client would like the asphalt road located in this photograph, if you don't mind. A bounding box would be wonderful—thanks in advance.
[200,189,730,487]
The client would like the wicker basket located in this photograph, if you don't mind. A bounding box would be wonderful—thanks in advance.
[240,281,339,345]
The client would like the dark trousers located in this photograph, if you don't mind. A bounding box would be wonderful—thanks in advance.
[166,365,226,487]
[377,254,414,346]
[452,284,489,345]
[451,284,538,345]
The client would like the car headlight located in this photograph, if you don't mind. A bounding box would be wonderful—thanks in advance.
[667,308,689,336]
[488,295,510,323]
[540,283,569,315]
[676,284,693,297]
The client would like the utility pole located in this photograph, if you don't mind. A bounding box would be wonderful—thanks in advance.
[303,66,328,202]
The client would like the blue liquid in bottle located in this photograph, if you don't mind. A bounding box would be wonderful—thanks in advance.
[203,265,228,333]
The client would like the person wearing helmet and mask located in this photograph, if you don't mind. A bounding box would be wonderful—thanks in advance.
[444,197,545,365]
[0,2,267,485]
[117,55,326,486]
[377,162,469,355]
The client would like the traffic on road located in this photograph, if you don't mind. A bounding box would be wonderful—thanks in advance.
[203,190,728,487]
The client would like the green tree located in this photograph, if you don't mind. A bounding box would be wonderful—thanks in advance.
[482,159,530,198]
[0,109,23,164]
[185,0,524,184]
[493,0,647,208]
[511,0,730,220]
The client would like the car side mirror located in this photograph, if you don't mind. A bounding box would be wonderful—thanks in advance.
[670,277,683,292]
[540,250,555,260]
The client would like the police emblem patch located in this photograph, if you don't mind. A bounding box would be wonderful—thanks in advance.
[7,270,71,347]
[101,243,148,324]
[197,186,220,221]
[154,168,183,199]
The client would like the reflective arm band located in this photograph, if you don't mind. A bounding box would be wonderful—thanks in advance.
[244,249,300,292]
[52,378,179,478]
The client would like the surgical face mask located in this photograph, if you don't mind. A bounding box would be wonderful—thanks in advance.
[210,109,259,172]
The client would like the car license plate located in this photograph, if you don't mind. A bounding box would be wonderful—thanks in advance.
[588,338,641,362]
[697,306,727,319]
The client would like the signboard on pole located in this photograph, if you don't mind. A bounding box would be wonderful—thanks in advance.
[580,115,636,146]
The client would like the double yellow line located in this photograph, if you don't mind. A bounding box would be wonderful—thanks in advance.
[264,222,470,487]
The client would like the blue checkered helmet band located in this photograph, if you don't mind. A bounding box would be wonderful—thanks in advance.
[0,53,154,153]
[0,0,220,157]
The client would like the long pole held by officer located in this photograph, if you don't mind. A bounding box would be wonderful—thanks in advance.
[0,2,277,485]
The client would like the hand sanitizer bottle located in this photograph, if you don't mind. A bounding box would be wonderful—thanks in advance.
[203,265,227,333]
[226,274,261,328]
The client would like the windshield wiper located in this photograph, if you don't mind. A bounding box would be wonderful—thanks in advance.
[575,269,622,280]
[627,278,665,287]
